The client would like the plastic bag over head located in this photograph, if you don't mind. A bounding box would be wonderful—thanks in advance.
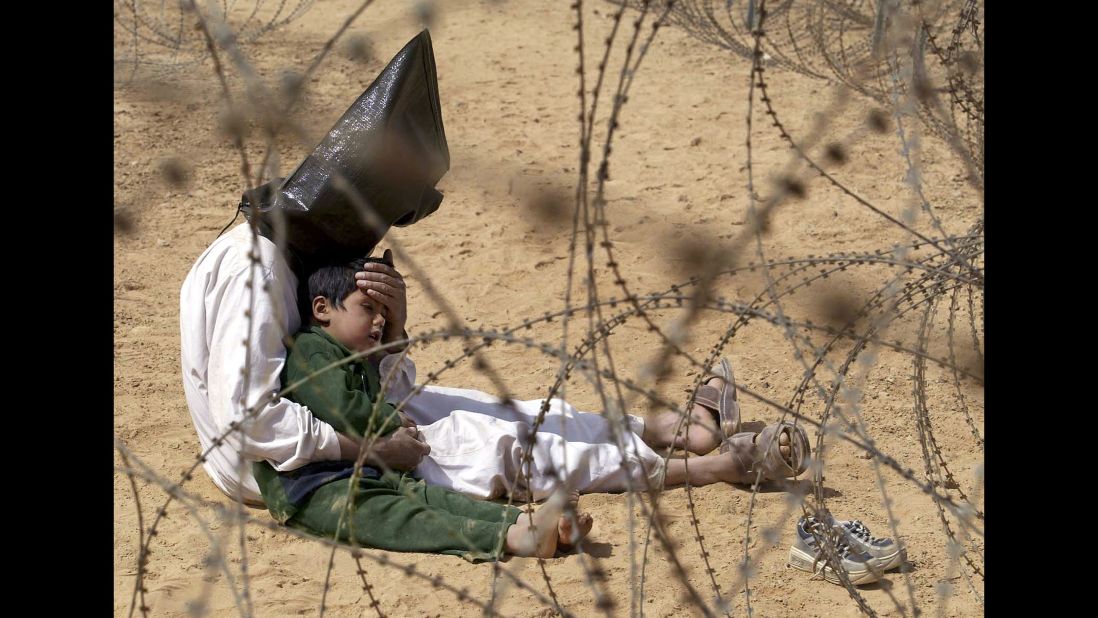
[242,29,449,272]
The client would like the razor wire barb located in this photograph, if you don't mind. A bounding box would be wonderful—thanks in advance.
[114,0,316,83]
[115,0,983,616]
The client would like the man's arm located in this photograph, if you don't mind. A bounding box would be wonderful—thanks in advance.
[204,257,345,472]
[336,431,364,460]
[354,249,408,348]
[355,249,418,404]
[284,364,425,469]
[348,254,436,463]
[284,338,405,439]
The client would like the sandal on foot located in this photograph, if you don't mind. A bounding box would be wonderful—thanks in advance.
[721,421,810,480]
[693,357,741,440]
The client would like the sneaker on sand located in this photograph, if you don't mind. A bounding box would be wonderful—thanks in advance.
[833,518,904,572]
[789,517,880,586]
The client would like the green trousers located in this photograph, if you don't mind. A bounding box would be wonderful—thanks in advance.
[285,472,523,563]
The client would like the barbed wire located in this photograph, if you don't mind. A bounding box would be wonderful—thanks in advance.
[114,0,316,84]
[115,0,983,615]
[629,0,983,181]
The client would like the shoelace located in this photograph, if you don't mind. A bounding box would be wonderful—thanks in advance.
[805,527,855,582]
[803,517,855,560]
[842,520,887,546]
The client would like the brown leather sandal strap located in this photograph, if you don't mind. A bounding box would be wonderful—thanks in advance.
[694,384,722,413]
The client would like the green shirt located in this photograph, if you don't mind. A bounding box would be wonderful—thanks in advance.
[280,325,404,439]
[253,325,404,522]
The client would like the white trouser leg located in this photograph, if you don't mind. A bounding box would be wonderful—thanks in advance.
[407,386,665,499]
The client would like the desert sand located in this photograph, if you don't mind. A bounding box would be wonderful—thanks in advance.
[114,1,984,615]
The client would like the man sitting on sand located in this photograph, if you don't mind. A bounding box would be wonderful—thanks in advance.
[251,254,593,561]
[179,30,811,559]
[182,221,811,500]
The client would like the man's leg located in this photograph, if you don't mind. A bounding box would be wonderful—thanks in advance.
[416,407,667,500]
[642,375,726,455]
[414,411,525,500]
[407,376,726,455]
[662,430,793,486]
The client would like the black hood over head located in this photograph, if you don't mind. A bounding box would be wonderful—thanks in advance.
[241,29,449,272]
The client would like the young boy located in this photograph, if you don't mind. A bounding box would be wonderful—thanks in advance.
[251,256,593,562]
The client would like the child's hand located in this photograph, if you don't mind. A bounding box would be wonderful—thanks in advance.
[355,249,408,344]
[399,412,417,428]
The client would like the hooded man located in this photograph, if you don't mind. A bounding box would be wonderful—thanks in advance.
[179,31,809,556]
[180,30,449,509]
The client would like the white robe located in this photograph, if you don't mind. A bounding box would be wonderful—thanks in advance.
[376,356,666,500]
[180,223,343,505]
[179,224,665,505]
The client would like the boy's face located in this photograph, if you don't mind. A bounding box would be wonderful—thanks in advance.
[312,288,386,354]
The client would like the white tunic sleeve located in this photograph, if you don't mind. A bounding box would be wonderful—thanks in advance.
[205,261,344,471]
[183,225,343,491]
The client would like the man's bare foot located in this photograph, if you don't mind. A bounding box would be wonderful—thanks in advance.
[715,429,793,483]
[765,428,792,459]
[662,427,798,487]
[556,491,594,552]
[778,430,791,458]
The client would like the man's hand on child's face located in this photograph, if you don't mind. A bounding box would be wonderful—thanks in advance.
[355,249,408,343]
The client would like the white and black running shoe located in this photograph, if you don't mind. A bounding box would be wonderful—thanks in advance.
[789,517,880,586]
[831,518,904,571]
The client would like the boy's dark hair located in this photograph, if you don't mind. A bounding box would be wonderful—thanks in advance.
[304,254,392,316]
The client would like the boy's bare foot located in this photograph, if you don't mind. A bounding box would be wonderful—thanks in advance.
[504,490,568,558]
[556,491,594,552]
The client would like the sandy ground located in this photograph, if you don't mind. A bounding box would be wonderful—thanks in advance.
[114,1,984,616]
